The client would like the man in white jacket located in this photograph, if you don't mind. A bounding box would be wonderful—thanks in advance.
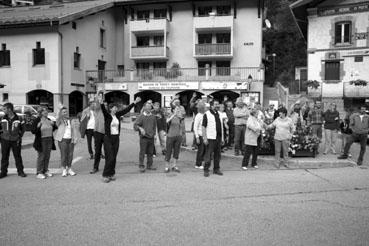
[202,100,224,177]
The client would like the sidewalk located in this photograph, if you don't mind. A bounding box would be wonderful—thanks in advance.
[122,117,359,169]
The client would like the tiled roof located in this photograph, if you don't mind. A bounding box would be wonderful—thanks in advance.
[0,0,114,26]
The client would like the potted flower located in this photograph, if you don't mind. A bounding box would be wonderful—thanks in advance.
[349,79,368,86]
[305,80,320,89]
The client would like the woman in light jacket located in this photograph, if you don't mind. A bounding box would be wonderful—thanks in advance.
[55,106,81,177]
[242,108,263,170]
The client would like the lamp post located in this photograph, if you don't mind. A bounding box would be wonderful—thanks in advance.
[272,53,276,82]
[247,74,253,91]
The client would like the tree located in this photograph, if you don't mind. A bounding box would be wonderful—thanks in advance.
[263,0,307,86]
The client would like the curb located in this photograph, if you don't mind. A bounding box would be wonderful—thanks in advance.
[180,146,356,169]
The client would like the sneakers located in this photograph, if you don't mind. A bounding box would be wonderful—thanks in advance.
[139,166,146,173]
[62,169,68,177]
[253,165,259,169]
[102,177,110,183]
[147,166,157,171]
[18,172,27,178]
[204,170,210,177]
[45,171,53,177]
[164,167,170,173]
[242,166,248,170]
[68,168,76,176]
[337,155,348,160]
[90,168,99,174]
[213,170,223,176]
[172,167,180,173]
[195,165,200,169]
[195,165,204,169]
[36,173,46,179]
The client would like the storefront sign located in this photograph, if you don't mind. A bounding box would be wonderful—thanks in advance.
[138,82,198,90]
[201,82,249,90]
[97,83,127,91]
[318,3,369,16]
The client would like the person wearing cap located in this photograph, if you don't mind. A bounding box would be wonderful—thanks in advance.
[233,97,249,156]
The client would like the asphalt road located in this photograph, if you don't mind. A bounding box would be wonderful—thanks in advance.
[1,130,369,246]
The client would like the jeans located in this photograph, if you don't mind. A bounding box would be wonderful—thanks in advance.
[158,130,166,152]
[86,129,94,155]
[204,138,221,171]
[242,145,258,167]
[103,135,120,177]
[311,124,323,139]
[324,129,337,154]
[139,137,154,168]
[181,123,186,146]
[195,136,206,166]
[227,122,235,147]
[274,139,289,164]
[234,125,246,153]
[165,135,182,162]
[93,131,104,170]
[58,138,74,168]
[1,139,24,175]
[36,137,53,174]
[343,133,367,164]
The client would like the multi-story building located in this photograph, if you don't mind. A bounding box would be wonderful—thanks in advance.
[291,0,369,111]
[0,0,265,114]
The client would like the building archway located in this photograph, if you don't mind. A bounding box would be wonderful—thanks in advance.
[27,90,54,111]
[176,90,204,116]
[134,90,162,113]
[210,90,240,104]
[105,91,130,106]
[69,90,84,116]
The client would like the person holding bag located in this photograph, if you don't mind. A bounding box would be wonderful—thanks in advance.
[31,107,57,179]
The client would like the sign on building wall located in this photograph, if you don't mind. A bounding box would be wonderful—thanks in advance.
[318,3,369,16]
[97,83,128,91]
[138,82,198,90]
[201,82,249,90]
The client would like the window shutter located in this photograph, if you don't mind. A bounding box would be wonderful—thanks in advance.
[0,51,3,67]
[325,62,340,81]
[344,23,351,43]
[4,50,10,66]
[335,23,341,44]
[32,49,36,65]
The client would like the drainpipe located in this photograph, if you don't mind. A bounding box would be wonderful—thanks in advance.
[57,29,64,108]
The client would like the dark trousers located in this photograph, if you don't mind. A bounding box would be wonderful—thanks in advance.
[242,145,258,167]
[227,122,235,146]
[103,135,120,177]
[36,137,53,174]
[204,138,221,171]
[195,136,206,166]
[93,131,104,170]
[1,139,24,174]
[343,133,367,163]
[165,135,182,162]
[139,137,154,168]
[58,138,74,168]
[234,125,246,153]
[86,129,94,155]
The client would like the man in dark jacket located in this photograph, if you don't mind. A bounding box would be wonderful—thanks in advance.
[338,106,369,165]
[0,103,26,178]
[225,101,235,148]
[323,103,340,155]
[153,102,167,155]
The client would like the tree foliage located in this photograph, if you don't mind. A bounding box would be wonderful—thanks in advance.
[264,0,307,86]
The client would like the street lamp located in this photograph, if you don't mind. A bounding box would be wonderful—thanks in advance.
[272,53,277,82]
[248,74,253,91]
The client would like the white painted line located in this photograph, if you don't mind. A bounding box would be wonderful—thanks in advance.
[7,168,61,174]
[71,156,83,166]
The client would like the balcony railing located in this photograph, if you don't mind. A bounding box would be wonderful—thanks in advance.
[131,46,169,59]
[344,82,369,97]
[195,43,231,56]
[86,67,264,84]
[130,18,169,33]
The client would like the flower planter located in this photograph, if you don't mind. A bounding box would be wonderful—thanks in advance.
[289,149,316,158]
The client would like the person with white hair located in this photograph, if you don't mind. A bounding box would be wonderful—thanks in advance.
[194,101,206,169]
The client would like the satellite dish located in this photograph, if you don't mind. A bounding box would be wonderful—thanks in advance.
[265,19,272,29]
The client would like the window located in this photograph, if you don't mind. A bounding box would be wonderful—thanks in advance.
[335,21,351,44]
[154,9,167,19]
[198,6,212,16]
[0,43,10,67]
[3,93,8,102]
[217,5,231,15]
[216,33,231,43]
[136,36,150,47]
[354,56,363,62]
[153,36,164,46]
[100,28,106,48]
[198,34,212,44]
[74,47,81,69]
[137,10,150,20]
[72,22,76,30]
[136,62,150,76]
[198,61,212,76]
[33,42,45,65]
[325,61,340,81]
[153,62,166,76]
[216,61,230,76]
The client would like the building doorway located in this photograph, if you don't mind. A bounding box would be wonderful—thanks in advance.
[105,91,130,107]
[210,90,240,104]
[26,90,54,111]
[176,90,204,116]
[69,90,84,116]
[134,90,162,112]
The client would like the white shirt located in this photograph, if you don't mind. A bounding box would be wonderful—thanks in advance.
[360,115,364,122]
[111,115,119,135]
[87,110,95,130]
[194,112,204,138]
[63,120,72,139]
[218,111,228,123]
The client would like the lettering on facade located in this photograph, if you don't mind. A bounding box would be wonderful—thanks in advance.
[318,4,369,16]
[97,83,128,91]
[201,82,249,90]
[244,42,254,46]
[138,82,198,90]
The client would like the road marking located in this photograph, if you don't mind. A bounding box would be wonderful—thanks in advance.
[7,168,61,174]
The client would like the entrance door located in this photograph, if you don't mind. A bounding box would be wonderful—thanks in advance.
[98,60,106,82]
